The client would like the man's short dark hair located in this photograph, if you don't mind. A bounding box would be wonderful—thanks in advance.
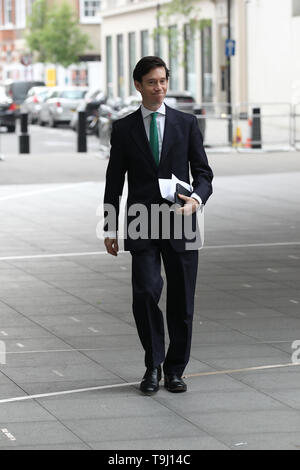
[133,56,170,83]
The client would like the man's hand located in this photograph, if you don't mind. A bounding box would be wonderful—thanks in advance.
[175,194,200,216]
[104,238,119,256]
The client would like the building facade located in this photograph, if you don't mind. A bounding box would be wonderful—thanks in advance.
[246,0,300,105]
[101,0,248,105]
[0,0,102,89]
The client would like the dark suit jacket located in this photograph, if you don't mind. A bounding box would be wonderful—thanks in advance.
[103,104,213,252]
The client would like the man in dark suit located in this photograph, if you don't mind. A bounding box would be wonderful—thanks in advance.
[104,56,213,395]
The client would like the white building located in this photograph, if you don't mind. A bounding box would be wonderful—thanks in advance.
[247,0,300,105]
[100,0,247,105]
[101,0,300,108]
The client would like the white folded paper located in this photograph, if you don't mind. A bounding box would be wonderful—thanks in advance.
[158,174,192,203]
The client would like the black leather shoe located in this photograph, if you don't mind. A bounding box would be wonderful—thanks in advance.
[164,375,187,393]
[140,366,162,395]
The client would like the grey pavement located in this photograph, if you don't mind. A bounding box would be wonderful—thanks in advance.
[0,149,299,449]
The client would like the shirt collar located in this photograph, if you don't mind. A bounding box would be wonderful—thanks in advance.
[141,102,166,119]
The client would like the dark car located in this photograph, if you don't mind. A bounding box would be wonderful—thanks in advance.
[0,86,16,132]
[4,80,46,116]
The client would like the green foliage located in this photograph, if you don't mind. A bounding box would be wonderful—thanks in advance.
[154,0,212,62]
[26,0,49,62]
[26,0,91,67]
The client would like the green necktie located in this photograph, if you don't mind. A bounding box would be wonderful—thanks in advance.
[149,112,159,166]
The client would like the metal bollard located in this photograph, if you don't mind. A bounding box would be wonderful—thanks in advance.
[194,107,206,141]
[77,111,87,153]
[251,107,262,149]
[19,113,30,154]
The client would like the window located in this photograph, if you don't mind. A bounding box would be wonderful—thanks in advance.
[106,36,113,98]
[293,0,300,16]
[128,32,136,95]
[154,29,162,57]
[201,22,213,102]
[4,0,13,25]
[168,25,178,91]
[184,24,196,98]
[141,30,149,57]
[60,90,87,100]
[80,0,101,23]
[117,34,125,99]
[15,0,26,28]
[27,0,35,16]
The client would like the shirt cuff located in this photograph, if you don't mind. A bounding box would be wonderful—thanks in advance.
[191,193,202,206]
[104,231,117,239]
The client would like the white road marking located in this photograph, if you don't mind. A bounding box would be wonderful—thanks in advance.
[52,370,64,377]
[16,343,24,348]
[0,182,94,202]
[0,362,299,405]
[0,331,8,336]
[0,241,299,262]
[88,327,99,333]
[1,428,16,441]
[0,251,117,261]
[69,317,81,323]
[205,242,300,249]
[290,300,299,304]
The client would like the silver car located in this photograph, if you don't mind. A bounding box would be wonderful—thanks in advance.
[165,91,196,114]
[21,86,49,123]
[38,87,88,127]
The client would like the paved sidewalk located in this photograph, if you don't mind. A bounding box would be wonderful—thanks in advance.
[0,151,299,449]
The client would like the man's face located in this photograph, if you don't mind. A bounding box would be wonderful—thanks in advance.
[134,66,168,109]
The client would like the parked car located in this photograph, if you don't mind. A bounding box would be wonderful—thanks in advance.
[165,91,206,139]
[38,87,88,127]
[98,97,130,149]
[4,80,45,116]
[70,89,106,134]
[165,90,196,113]
[21,86,49,123]
[99,91,206,151]
[0,86,17,132]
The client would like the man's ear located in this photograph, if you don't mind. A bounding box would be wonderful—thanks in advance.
[134,80,142,93]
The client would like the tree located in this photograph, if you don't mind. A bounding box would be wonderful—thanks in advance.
[25,0,49,63]
[26,0,91,68]
[154,0,211,64]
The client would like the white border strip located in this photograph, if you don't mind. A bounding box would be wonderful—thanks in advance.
[0,362,299,405]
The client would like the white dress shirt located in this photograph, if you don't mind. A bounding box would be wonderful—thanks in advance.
[141,102,166,159]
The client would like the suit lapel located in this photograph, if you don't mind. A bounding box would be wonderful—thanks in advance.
[131,108,158,172]
[130,105,180,171]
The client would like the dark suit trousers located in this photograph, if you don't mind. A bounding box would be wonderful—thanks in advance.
[131,240,198,377]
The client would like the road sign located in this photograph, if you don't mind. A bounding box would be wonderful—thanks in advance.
[226,39,236,57]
